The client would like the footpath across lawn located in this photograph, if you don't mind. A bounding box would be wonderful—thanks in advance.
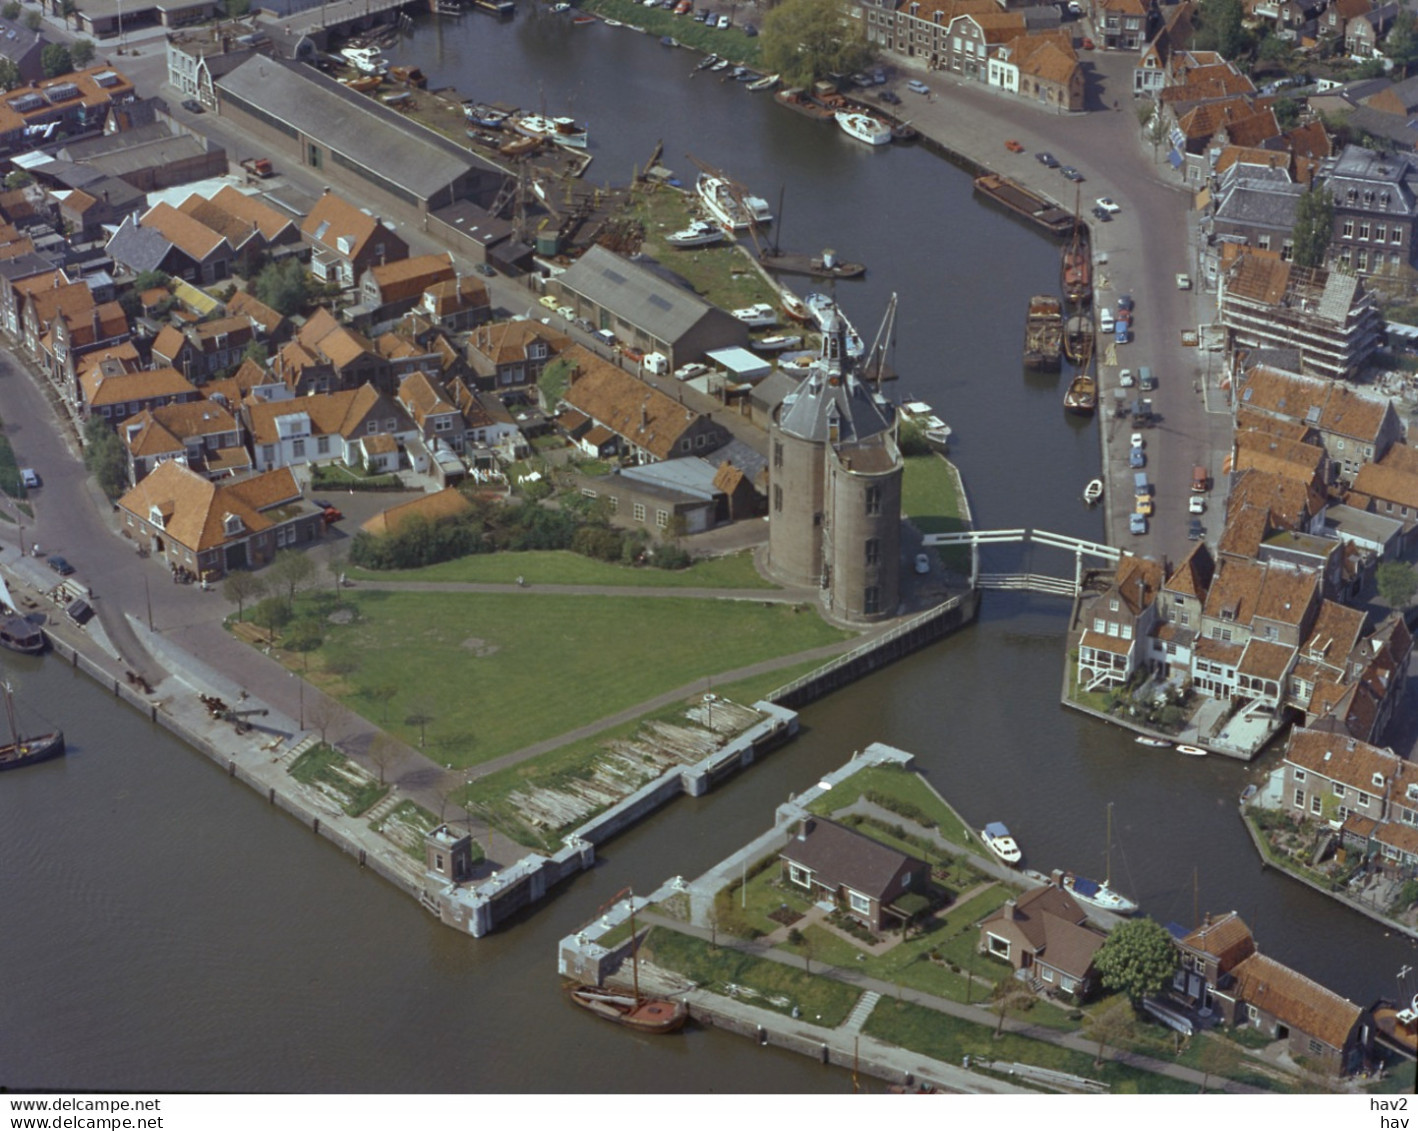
[290,589,851,766]
[347,548,777,589]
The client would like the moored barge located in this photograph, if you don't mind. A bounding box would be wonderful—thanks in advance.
[972,174,1074,236]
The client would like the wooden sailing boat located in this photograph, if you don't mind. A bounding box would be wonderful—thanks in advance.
[565,888,688,1033]
[0,681,64,771]
[1061,189,1092,307]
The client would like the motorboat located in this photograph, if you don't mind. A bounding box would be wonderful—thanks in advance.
[463,102,511,129]
[804,292,864,358]
[697,53,719,70]
[746,73,780,92]
[980,822,1022,866]
[1063,373,1096,414]
[695,173,773,232]
[754,334,801,352]
[899,400,946,432]
[1175,744,1208,757]
[1083,478,1103,505]
[511,114,588,149]
[835,109,892,146]
[340,46,387,75]
[1134,736,1171,748]
[665,219,725,248]
[732,302,777,328]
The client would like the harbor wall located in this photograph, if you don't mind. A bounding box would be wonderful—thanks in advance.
[768,592,979,709]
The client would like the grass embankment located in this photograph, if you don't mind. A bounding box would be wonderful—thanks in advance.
[644,927,861,1027]
[805,762,975,850]
[628,181,781,312]
[348,548,777,589]
[288,743,389,817]
[284,589,849,766]
[584,0,764,66]
[902,454,970,574]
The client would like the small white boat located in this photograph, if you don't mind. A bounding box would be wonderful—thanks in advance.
[746,73,780,92]
[925,424,952,453]
[1175,744,1208,757]
[710,59,730,72]
[1083,478,1103,505]
[981,822,1022,866]
[697,53,719,71]
[899,400,946,432]
[1134,736,1171,748]
[340,45,388,75]
[695,173,773,232]
[603,17,623,25]
[835,109,892,146]
[732,302,778,328]
[755,334,802,352]
[665,219,725,248]
[1062,872,1138,916]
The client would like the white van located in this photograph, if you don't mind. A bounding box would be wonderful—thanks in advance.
[1098,307,1115,333]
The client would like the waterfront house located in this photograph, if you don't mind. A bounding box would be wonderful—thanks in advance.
[978,884,1106,1000]
[121,399,248,484]
[1222,953,1372,1076]
[116,459,322,580]
[559,346,731,465]
[1149,541,1215,677]
[1282,727,1405,828]
[466,318,570,392]
[989,31,1084,111]
[299,188,409,290]
[778,817,931,933]
[1076,554,1166,691]
[1170,911,1257,1012]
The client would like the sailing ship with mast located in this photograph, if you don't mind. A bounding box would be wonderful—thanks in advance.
[0,681,64,771]
[1060,802,1138,915]
[1060,191,1092,307]
[565,888,688,1033]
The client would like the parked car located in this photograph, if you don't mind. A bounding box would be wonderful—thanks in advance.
[1188,519,1206,541]
[1080,36,1095,49]
[1095,197,1120,214]
[872,68,887,84]
[1135,495,1154,516]
[1119,368,1134,388]
[743,22,756,35]
[907,79,931,94]
[1189,495,1207,514]
[879,90,901,105]
[312,499,344,523]
[47,555,74,576]
[20,468,39,488]
[181,99,204,114]
[1130,432,1144,449]
[1061,166,1085,182]
[1091,205,1111,222]
[1128,447,1145,468]
[914,553,931,575]
[1129,512,1148,535]
[1098,306,1115,333]
[1138,366,1156,391]
[1117,293,1134,313]
[539,295,559,310]
[475,263,496,277]
[1036,151,1060,167]
[1005,139,1024,153]
[1176,273,1192,290]
[717,13,730,27]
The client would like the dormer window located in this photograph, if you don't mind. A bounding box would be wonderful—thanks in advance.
[148,505,166,530]
[222,512,244,537]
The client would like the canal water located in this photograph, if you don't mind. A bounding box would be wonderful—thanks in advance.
[2,11,1413,1093]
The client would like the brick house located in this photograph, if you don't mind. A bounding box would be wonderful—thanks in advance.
[1222,954,1371,1076]
[300,189,409,289]
[82,365,200,422]
[978,883,1107,1000]
[1076,555,1166,691]
[1170,910,1257,1012]
[151,317,255,385]
[121,399,248,483]
[359,252,454,318]
[466,318,570,391]
[778,817,931,932]
[116,459,323,580]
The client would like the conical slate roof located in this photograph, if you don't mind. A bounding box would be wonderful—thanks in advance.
[777,305,891,444]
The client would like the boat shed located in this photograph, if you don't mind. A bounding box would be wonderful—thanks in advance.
[550,245,748,370]
[214,56,498,222]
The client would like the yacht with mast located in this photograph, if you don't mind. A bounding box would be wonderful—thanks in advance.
[1060,802,1138,915]
[0,682,64,771]
[565,888,688,1033]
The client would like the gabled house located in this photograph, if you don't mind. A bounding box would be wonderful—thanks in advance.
[1222,954,1371,1076]
[448,376,525,459]
[778,817,931,933]
[1346,2,1398,57]
[417,275,491,333]
[300,188,409,289]
[82,365,201,422]
[276,308,390,395]
[1076,554,1166,691]
[244,383,415,472]
[1097,0,1157,50]
[121,399,248,483]
[151,317,255,385]
[467,319,571,391]
[116,459,323,581]
[1150,541,1215,676]
[1170,910,1257,1012]
[978,883,1107,1000]
[559,346,731,464]
[117,201,234,285]
[359,252,454,318]
[225,290,286,342]
[397,370,462,451]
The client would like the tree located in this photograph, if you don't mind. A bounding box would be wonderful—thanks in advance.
[403,701,435,748]
[242,339,269,367]
[992,980,1034,1038]
[760,0,874,90]
[222,571,266,620]
[132,270,170,293]
[0,58,20,93]
[1377,560,1418,609]
[1,2,20,19]
[3,169,31,190]
[1092,918,1178,1008]
[251,595,293,634]
[1290,186,1334,269]
[367,732,399,785]
[40,43,72,79]
[326,547,349,594]
[23,10,41,32]
[305,693,344,744]
[253,258,312,317]
[82,415,128,498]
[70,39,95,69]
[1087,997,1136,1066]
[267,548,316,605]
[58,0,76,27]
[1194,0,1249,60]
[1273,96,1301,131]
[1389,11,1418,79]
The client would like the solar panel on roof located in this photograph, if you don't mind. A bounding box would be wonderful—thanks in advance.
[647,294,672,311]
[601,268,625,285]
[1305,405,1321,423]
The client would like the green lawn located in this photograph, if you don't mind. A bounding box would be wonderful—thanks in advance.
[292,589,849,766]
[645,927,860,1028]
[864,999,1202,1094]
[902,455,969,573]
[807,762,976,850]
[348,548,778,589]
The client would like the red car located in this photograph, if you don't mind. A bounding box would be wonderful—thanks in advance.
[1081,36,1095,49]
[1005,139,1024,153]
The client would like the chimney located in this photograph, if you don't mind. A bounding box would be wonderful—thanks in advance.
[1003,899,1017,919]
[797,818,814,842]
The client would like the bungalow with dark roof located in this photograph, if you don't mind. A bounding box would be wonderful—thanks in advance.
[117,459,323,580]
[978,884,1107,1000]
[778,817,931,932]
